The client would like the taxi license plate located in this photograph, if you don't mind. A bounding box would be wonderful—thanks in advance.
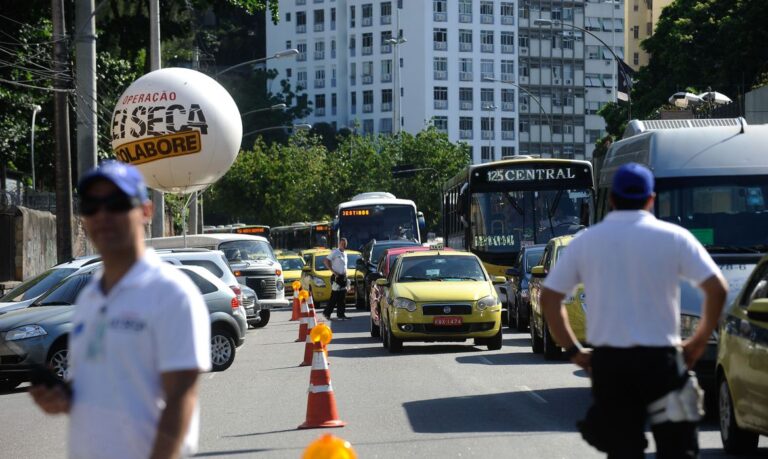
[433,316,463,326]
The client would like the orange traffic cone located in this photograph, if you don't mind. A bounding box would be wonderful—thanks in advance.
[290,289,301,321]
[307,293,318,320]
[299,312,319,366]
[296,292,311,343]
[298,340,346,429]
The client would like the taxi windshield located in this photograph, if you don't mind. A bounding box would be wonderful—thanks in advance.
[315,254,360,271]
[279,258,305,270]
[219,240,275,262]
[398,256,486,282]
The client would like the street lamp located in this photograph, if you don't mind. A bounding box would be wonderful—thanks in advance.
[215,49,299,78]
[241,123,312,139]
[385,37,407,134]
[533,18,632,120]
[483,76,552,127]
[30,104,41,191]
[240,103,287,118]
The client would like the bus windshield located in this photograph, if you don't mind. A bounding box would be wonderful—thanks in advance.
[338,205,418,249]
[656,177,768,252]
[219,240,276,262]
[470,188,591,253]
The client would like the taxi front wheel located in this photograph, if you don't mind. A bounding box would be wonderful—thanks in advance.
[486,328,502,351]
[386,320,403,353]
[719,376,759,453]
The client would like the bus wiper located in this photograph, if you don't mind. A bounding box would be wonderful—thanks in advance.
[548,190,564,219]
[704,245,761,254]
[444,276,481,281]
[505,193,524,216]
[38,301,72,306]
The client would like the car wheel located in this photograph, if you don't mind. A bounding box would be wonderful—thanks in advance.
[355,284,366,310]
[370,310,381,338]
[251,309,270,328]
[387,318,403,353]
[0,378,21,392]
[719,375,759,453]
[47,344,69,380]
[531,317,543,353]
[487,327,503,351]
[210,326,236,372]
[543,320,562,360]
[381,313,390,349]
[505,297,515,329]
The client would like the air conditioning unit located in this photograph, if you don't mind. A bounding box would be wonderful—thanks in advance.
[520,47,529,55]
[565,78,573,85]
[553,78,561,84]
[521,104,529,110]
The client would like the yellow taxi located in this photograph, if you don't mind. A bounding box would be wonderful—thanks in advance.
[300,249,362,304]
[299,248,323,266]
[375,251,504,353]
[716,255,768,454]
[277,254,305,298]
[529,235,587,360]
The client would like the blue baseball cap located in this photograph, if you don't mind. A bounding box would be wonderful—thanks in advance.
[77,160,149,202]
[611,163,654,200]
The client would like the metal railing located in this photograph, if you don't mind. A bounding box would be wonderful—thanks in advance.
[460,71,473,81]
[502,44,515,54]
[434,42,448,51]
[460,42,472,52]
[434,100,448,109]
[434,12,447,22]
[381,73,392,82]
[481,14,494,24]
[459,13,472,23]
[433,70,447,80]
[459,129,473,139]
[460,101,473,110]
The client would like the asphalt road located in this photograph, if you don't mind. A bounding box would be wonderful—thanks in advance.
[2,309,766,458]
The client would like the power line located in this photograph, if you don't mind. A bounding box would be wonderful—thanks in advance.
[0,77,72,92]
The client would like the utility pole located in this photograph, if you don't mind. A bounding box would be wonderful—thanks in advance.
[75,0,97,180]
[149,0,164,237]
[188,47,200,235]
[52,0,73,263]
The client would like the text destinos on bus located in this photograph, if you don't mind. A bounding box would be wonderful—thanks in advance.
[486,168,576,183]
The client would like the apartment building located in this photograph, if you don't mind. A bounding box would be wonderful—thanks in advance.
[625,0,673,70]
[267,0,520,163]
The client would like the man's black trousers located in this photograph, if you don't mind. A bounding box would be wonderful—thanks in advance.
[323,289,347,318]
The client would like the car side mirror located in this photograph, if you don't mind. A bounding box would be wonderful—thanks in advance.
[302,266,312,272]
[375,278,389,287]
[492,276,507,284]
[746,298,768,322]
[530,266,547,278]
[506,267,520,277]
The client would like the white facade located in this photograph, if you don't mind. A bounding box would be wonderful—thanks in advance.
[266,0,520,164]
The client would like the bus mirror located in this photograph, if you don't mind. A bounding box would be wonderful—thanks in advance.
[331,218,339,231]
[418,212,426,231]
[530,266,547,278]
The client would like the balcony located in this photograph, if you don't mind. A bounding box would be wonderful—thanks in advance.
[459,13,472,23]
[502,44,514,54]
[332,106,337,116]
[502,16,514,25]
[296,0,305,4]
[501,73,514,81]
[481,43,494,53]
[381,15,392,25]
[502,102,515,111]
[314,51,325,60]
[460,42,472,52]
[481,72,494,80]
[433,70,447,80]
[296,25,306,33]
[331,21,336,30]
[314,23,324,32]
[315,107,325,116]
[481,14,493,24]
[433,41,448,51]
[381,73,392,82]
[349,47,356,57]
[331,49,336,58]
[460,101,473,110]
[460,72,473,81]
[381,44,392,54]
[362,46,372,55]
[297,79,307,89]
[349,76,356,85]
[314,79,325,88]
[434,100,448,109]
[331,78,336,87]
[381,102,392,112]
[433,12,447,22]
[313,0,322,3]
[482,130,495,140]
[363,103,373,113]
[362,75,373,84]
[502,131,515,140]
[459,129,473,139]
[297,52,307,62]
[362,17,372,26]
[351,105,357,114]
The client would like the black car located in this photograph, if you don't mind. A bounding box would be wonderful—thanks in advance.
[354,239,422,310]
[505,244,545,331]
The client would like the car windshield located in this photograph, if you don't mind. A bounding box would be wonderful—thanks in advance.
[314,253,360,271]
[0,267,78,302]
[525,249,545,273]
[656,177,768,252]
[371,242,421,265]
[280,258,305,270]
[398,256,486,282]
[219,240,276,262]
[34,273,93,307]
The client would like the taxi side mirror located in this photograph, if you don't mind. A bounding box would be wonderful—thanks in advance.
[375,278,389,287]
[302,266,312,272]
[530,266,547,278]
[746,298,768,322]
[492,276,507,284]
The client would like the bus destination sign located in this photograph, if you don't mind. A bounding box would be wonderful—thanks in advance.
[236,227,266,234]
[341,209,371,217]
[315,225,330,231]
[484,167,580,183]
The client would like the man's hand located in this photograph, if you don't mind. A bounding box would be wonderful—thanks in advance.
[29,384,71,414]
[682,336,708,369]
[571,349,592,374]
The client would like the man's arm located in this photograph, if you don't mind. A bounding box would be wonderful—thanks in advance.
[323,255,334,273]
[149,370,199,459]
[29,384,71,414]
[541,287,591,371]
[682,274,728,369]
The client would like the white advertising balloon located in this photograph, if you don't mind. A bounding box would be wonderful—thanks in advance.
[111,68,242,193]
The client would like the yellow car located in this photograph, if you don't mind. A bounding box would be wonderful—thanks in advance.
[300,250,362,304]
[375,251,504,353]
[716,255,768,454]
[529,235,587,360]
[277,254,305,298]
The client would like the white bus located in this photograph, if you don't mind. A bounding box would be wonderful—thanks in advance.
[332,192,425,250]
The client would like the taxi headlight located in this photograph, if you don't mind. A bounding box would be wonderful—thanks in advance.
[680,314,717,342]
[312,277,327,288]
[5,324,47,341]
[477,295,497,310]
[393,297,417,312]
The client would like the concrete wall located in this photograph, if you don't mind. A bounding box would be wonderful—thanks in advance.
[746,86,768,125]
[14,206,57,281]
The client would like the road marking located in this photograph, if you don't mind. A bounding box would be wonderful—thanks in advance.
[519,385,548,403]
[478,356,494,365]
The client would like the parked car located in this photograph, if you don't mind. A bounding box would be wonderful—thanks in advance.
[0,263,247,392]
[277,254,305,298]
[529,235,587,360]
[376,251,504,353]
[354,239,423,310]
[300,250,362,306]
[716,254,768,453]
[0,256,100,315]
[505,244,546,331]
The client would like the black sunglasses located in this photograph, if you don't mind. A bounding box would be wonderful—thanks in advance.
[79,192,141,216]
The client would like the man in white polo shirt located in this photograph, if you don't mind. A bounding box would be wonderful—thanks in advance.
[30,161,211,459]
[323,237,350,320]
[540,163,727,458]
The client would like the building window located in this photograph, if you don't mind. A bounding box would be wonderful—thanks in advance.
[362,61,373,84]
[381,89,393,112]
[363,90,373,113]
[362,4,373,26]
[633,25,639,39]
[363,119,374,134]
[481,146,494,162]
[501,2,514,24]
[633,52,639,66]
[286,68,292,78]
[646,22,652,36]
[480,59,494,81]
[433,28,448,50]
[585,74,602,87]
[459,87,473,110]
[296,12,307,33]
[381,1,392,24]
[501,146,515,157]
[434,86,448,109]
[433,116,448,132]
[586,17,601,31]
[459,29,473,52]
[382,59,393,82]
[331,93,337,115]
[459,116,473,139]
[331,8,336,30]
[500,31,514,53]
[315,94,326,116]
[519,119,529,133]
[350,91,357,114]
[481,117,494,139]
[297,41,307,61]
[481,87,494,107]
[500,60,514,81]
[433,0,447,21]
[519,34,529,48]
[562,7,574,21]
[501,88,515,111]
[286,12,291,22]
[480,1,493,23]
[314,68,325,88]
[349,36,356,57]
[381,31,393,53]
[480,30,494,53]
[362,33,373,55]
[552,8,562,21]
[459,58,473,81]
[297,69,307,89]
[349,5,355,27]
[331,39,336,58]
[433,57,448,80]
[380,118,393,133]
[586,45,600,60]
[314,41,325,60]
[314,9,325,31]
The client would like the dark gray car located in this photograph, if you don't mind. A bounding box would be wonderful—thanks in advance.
[505,244,545,331]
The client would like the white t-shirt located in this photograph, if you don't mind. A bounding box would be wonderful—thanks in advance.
[327,249,348,292]
[68,250,211,459]
[544,210,720,348]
